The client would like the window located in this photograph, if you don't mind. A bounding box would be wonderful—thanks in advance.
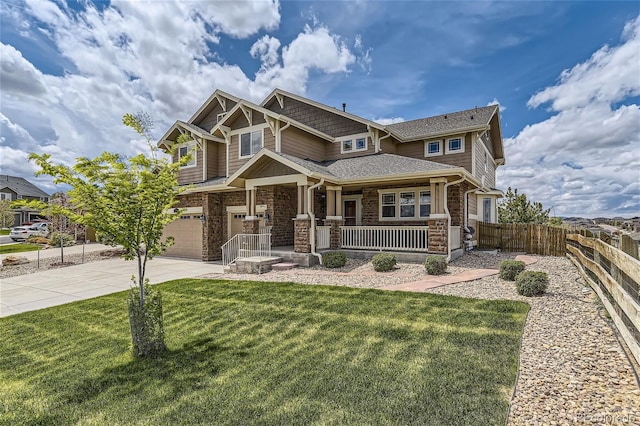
[0,192,12,201]
[484,152,488,172]
[379,187,432,220]
[400,192,415,217]
[216,112,226,123]
[381,193,396,218]
[240,129,263,158]
[178,142,196,168]
[17,195,23,200]
[339,133,369,153]
[424,140,442,157]
[446,137,464,153]
[419,191,431,217]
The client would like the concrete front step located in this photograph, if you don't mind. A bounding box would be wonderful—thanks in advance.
[271,262,299,271]
[231,256,283,274]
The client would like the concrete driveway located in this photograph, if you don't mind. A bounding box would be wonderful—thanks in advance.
[1,256,223,317]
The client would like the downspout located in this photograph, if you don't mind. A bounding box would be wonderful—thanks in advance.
[377,131,392,153]
[278,121,291,153]
[443,175,465,262]
[307,178,325,265]
[464,187,478,252]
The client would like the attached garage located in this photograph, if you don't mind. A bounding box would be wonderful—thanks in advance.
[162,207,203,259]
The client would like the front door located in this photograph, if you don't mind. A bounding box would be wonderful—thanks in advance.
[344,200,357,226]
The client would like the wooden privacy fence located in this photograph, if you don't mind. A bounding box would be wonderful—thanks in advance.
[477,222,572,256]
[566,233,640,364]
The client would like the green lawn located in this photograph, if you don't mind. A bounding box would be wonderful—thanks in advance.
[0,280,529,425]
[0,229,9,235]
[0,243,41,254]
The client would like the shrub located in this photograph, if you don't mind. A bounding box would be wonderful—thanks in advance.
[515,271,548,297]
[323,251,347,268]
[50,232,75,247]
[499,260,526,281]
[26,236,52,245]
[424,255,447,275]
[128,281,165,357]
[372,253,397,272]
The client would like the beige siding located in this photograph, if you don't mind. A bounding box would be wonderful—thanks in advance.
[473,137,496,188]
[196,103,226,132]
[217,142,227,178]
[264,96,367,137]
[229,110,266,131]
[397,133,473,172]
[227,126,274,175]
[380,137,397,154]
[468,192,477,215]
[176,148,204,185]
[326,137,374,160]
[205,141,219,178]
[281,127,326,161]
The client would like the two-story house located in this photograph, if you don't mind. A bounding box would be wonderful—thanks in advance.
[0,174,50,227]
[158,88,504,265]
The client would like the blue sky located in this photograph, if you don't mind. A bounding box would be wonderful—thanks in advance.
[1,0,639,217]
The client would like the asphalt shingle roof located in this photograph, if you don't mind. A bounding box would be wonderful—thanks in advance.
[387,105,498,141]
[0,175,50,198]
[278,152,458,181]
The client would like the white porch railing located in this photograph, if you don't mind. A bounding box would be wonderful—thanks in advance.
[341,226,429,252]
[451,226,461,250]
[221,233,272,266]
[259,225,273,234]
[317,226,331,249]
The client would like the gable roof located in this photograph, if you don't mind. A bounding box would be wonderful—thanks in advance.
[386,105,498,141]
[0,175,50,198]
[187,89,240,125]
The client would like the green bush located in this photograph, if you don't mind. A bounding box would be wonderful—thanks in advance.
[323,251,347,268]
[372,253,397,272]
[128,281,165,357]
[499,260,526,281]
[50,232,74,247]
[424,255,447,275]
[515,271,548,297]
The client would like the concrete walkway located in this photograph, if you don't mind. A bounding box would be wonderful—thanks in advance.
[1,242,115,261]
[1,256,223,317]
[381,255,538,292]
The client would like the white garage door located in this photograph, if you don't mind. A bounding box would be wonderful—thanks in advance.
[162,214,202,259]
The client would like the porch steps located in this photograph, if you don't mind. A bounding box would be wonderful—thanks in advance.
[271,262,299,271]
[225,256,283,274]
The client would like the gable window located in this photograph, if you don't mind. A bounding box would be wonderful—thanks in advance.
[446,137,464,154]
[339,133,369,154]
[178,142,196,168]
[424,140,442,157]
[240,129,263,158]
[378,187,432,221]
[0,192,12,201]
[216,112,226,123]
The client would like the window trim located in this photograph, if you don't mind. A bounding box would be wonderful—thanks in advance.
[178,141,197,169]
[445,136,465,154]
[378,187,432,221]
[216,112,227,123]
[239,128,264,159]
[338,132,369,154]
[424,139,443,157]
[0,192,12,201]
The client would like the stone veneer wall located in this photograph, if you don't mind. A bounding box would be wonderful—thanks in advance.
[427,219,448,254]
[271,186,297,247]
[203,193,223,261]
[294,218,311,253]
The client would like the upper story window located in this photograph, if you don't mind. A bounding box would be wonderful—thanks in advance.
[446,137,464,154]
[240,129,263,158]
[40,197,48,202]
[0,192,12,201]
[379,187,431,221]
[424,140,443,157]
[339,133,369,154]
[178,141,197,168]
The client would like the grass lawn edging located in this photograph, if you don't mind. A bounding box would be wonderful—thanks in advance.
[0,279,529,425]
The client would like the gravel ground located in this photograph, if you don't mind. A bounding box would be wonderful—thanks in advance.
[203,252,640,425]
[0,249,125,279]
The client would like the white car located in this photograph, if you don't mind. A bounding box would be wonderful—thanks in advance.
[9,226,48,241]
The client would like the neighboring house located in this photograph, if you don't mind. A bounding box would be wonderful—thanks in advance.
[0,174,50,227]
[158,88,505,264]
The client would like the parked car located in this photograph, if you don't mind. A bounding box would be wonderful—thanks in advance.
[31,222,50,234]
[9,226,48,241]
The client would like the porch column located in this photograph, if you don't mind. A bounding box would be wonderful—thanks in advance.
[293,217,311,253]
[335,188,342,217]
[203,193,223,261]
[243,188,260,234]
[297,184,308,215]
[324,217,344,250]
[427,218,448,254]
[327,189,335,217]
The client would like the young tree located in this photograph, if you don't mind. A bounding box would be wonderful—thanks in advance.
[498,187,550,224]
[29,113,189,356]
[0,199,15,228]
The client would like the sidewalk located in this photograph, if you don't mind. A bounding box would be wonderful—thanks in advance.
[1,256,223,317]
[1,242,115,261]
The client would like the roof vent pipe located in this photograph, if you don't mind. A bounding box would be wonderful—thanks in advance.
[342,103,346,112]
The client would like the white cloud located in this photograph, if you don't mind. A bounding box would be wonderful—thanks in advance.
[499,16,640,217]
[487,98,506,112]
[0,1,365,191]
[373,117,405,125]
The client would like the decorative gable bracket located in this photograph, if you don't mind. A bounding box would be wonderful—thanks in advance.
[219,125,231,144]
[264,114,278,136]
[240,104,252,126]
[275,92,285,109]
[214,94,226,111]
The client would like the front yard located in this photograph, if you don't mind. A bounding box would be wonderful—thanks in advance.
[0,243,41,254]
[0,279,528,425]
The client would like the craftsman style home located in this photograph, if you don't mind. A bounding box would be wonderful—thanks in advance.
[159,88,504,265]
[0,174,50,227]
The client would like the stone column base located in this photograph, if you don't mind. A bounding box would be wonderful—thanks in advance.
[294,218,311,253]
[428,219,448,254]
[324,218,344,250]
[243,218,260,234]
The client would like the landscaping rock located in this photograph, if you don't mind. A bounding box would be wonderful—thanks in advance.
[2,256,29,266]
